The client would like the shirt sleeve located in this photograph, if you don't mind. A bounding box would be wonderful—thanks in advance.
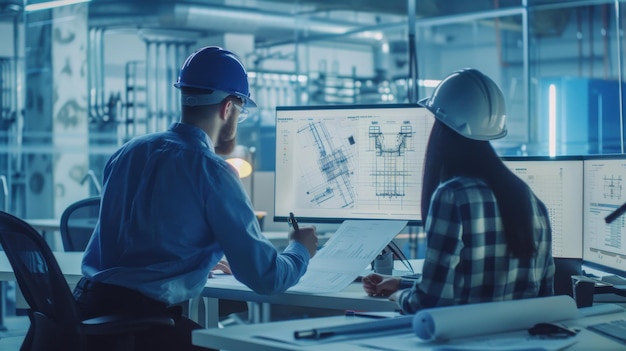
[206,162,310,295]
[396,186,464,314]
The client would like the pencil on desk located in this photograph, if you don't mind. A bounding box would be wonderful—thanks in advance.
[294,315,413,339]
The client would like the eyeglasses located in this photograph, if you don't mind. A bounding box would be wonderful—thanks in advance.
[232,103,249,123]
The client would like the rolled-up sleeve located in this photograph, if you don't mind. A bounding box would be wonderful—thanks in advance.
[207,163,310,294]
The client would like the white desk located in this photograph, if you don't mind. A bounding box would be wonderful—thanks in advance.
[192,306,626,351]
[24,218,64,251]
[0,251,83,285]
[0,251,84,309]
[197,278,398,328]
[24,218,61,232]
[195,259,422,328]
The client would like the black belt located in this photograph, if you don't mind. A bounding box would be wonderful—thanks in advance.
[77,277,155,301]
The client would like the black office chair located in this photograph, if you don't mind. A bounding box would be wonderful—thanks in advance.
[60,196,101,252]
[0,210,174,351]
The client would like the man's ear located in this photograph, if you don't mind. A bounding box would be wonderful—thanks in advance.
[219,100,233,121]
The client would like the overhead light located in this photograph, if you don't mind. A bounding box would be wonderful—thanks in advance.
[25,0,91,12]
[548,84,557,157]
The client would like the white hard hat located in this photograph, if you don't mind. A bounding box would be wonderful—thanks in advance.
[419,68,507,140]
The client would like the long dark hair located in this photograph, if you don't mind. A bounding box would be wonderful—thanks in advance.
[421,120,536,258]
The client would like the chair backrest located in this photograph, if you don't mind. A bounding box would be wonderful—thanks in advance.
[0,211,80,326]
[60,196,101,252]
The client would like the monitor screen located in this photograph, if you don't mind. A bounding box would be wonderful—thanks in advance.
[583,155,626,277]
[502,156,584,259]
[274,104,434,225]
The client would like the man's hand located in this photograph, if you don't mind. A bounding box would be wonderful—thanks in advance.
[289,226,318,258]
[211,260,232,275]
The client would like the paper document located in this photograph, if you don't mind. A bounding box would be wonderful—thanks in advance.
[288,219,407,293]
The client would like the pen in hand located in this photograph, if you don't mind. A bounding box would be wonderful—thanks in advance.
[289,212,300,231]
[288,212,317,258]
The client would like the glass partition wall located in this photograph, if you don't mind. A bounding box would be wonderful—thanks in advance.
[411,1,625,157]
[3,0,626,219]
[245,0,626,167]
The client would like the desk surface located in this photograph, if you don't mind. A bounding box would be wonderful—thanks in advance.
[202,259,421,314]
[0,251,84,285]
[204,277,397,313]
[193,306,626,351]
[198,261,417,327]
[24,218,61,232]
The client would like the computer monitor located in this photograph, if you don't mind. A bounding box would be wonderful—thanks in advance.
[582,155,626,278]
[274,104,434,225]
[502,156,584,259]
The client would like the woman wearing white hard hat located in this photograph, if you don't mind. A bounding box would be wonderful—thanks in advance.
[363,68,554,313]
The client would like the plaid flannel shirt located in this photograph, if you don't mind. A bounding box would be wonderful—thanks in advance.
[396,176,555,314]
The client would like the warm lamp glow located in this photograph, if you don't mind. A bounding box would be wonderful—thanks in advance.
[225,157,253,178]
[225,145,254,178]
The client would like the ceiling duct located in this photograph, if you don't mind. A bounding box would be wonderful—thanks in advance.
[87,0,387,46]
[175,3,354,36]
[0,0,21,18]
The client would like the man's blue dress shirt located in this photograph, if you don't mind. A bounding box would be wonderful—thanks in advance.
[82,122,310,304]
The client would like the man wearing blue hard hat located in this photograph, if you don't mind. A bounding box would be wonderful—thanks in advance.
[73,46,318,351]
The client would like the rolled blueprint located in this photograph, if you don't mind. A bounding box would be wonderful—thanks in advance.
[412,295,578,342]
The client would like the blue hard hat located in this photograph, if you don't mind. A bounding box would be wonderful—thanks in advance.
[174,46,257,108]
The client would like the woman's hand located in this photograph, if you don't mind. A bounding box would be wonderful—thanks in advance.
[362,273,401,297]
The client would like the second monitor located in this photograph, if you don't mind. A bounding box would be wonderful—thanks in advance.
[583,155,626,279]
[502,156,584,259]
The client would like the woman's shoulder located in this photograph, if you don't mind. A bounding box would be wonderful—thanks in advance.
[434,177,494,205]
